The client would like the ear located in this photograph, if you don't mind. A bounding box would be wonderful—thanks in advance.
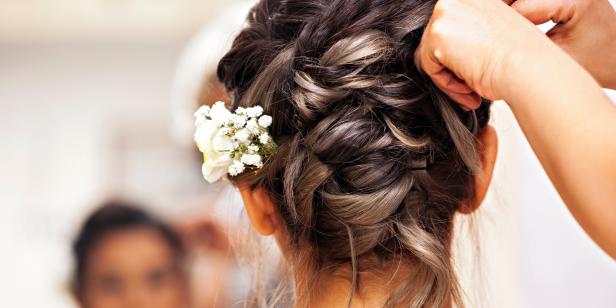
[458,124,498,214]
[238,184,277,236]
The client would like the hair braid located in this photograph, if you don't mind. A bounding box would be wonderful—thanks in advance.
[217,0,492,306]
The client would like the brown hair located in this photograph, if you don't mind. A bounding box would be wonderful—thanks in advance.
[217,0,491,307]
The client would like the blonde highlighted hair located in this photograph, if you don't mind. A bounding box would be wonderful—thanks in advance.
[218,0,492,306]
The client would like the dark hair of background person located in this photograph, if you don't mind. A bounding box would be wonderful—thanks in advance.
[217,0,492,307]
[70,200,185,297]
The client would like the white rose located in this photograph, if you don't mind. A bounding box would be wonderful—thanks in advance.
[194,120,216,152]
[194,103,274,182]
[201,155,232,183]
[194,120,234,183]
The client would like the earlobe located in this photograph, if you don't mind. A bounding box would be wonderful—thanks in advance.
[458,124,498,214]
[238,184,277,235]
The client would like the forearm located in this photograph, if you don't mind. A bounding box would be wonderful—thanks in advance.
[501,40,616,258]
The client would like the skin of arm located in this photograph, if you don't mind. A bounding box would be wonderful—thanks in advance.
[501,33,616,260]
[416,0,616,258]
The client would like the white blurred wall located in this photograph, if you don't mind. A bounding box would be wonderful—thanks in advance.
[0,42,209,308]
[0,1,245,307]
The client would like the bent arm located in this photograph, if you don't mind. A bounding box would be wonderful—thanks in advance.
[500,38,616,259]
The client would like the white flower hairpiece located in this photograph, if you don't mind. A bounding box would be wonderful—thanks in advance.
[194,101,277,183]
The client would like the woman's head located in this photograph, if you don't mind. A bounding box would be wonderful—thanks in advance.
[71,201,188,308]
[217,0,497,306]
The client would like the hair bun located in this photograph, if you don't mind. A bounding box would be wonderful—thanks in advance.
[217,1,492,306]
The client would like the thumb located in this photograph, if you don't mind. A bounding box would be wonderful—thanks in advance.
[511,0,555,24]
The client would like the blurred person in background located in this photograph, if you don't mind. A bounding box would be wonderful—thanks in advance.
[71,201,190,308]
[179,217,245,308]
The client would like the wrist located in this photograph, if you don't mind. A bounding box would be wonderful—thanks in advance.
[494,35,558,106]
[499,37,604,115]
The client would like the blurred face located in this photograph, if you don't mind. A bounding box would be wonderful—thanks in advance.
[79,227,188,308]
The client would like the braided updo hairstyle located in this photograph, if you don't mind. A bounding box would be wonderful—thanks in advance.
[218,0,492,307]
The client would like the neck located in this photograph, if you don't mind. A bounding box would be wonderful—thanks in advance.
[298,260,428,308]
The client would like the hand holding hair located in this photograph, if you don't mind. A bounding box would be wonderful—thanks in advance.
[416,0,616,259]
[414,0,549,109]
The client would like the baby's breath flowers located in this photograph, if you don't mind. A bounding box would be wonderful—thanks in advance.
[194,101,277,183]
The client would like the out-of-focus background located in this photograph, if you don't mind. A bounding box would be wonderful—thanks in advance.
[0,0,614,307]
